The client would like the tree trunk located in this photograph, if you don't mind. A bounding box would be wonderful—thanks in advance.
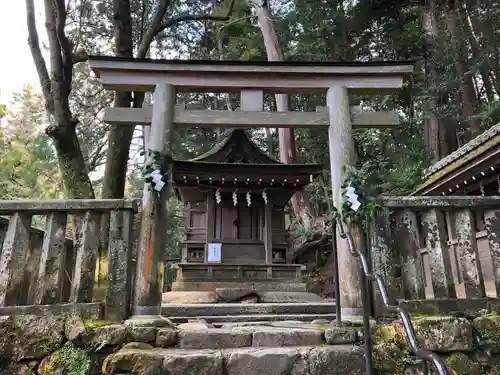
[463,13,495,102]
[101,0,135,200]
[421,0,443,161]
[250,1,314,229]
[26,0,95,199]
[47,122,96,199]
[445,5,481,135]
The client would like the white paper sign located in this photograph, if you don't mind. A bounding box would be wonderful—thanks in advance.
[207,243,222,263]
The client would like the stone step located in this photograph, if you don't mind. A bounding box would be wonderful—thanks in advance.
[177,326,327,349]
[168,313,336,324]
[106,345,366,375]
[161,302,336,317]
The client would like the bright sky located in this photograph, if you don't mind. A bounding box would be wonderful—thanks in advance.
[0,0,45,104]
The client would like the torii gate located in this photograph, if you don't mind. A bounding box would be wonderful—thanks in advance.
[89,56,413,319]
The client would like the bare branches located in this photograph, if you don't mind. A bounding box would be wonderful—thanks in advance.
[25,0,54,113]
[157,0,238,34]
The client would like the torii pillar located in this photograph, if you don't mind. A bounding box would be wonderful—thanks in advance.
[327,86,361,316]
[89,56,414,320]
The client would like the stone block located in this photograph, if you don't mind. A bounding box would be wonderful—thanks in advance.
[177,322,212,330]
[178,328,252,349]
[473,315,500,353]
[84,324,128,347]
[124,315,173,328]
[216,288,257,302]
[376,316,474,353]
[104,345,366,375]
[411,317,473,352]
[257,292,325,303]
[324,327,358,345]
[104,349,164,375]
[127,326,157,343]
[0,315,65,361]
[248,327,324,347]
[65,315,86,341]
[398,298,489,318]
[155,328,177,348]
[162,291,218,304]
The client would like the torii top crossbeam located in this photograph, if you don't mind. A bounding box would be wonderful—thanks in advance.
[89,56,414,94]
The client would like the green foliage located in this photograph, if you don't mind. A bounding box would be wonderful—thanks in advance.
[141,149,174,198]
[0,85,62,200]
[331,166,385,228]
[38,342,91,375]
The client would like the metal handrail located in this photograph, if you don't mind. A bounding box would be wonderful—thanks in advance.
[335,219,450,375]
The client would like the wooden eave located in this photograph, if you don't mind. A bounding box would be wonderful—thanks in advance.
[174,161,322,184]
[89,56,414,94]
[413,135,500,196]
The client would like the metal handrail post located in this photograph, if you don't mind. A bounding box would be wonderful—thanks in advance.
[335,218,450,375]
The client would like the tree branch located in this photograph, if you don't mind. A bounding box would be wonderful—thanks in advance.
[157,0,237,36]
[52,0,72,64]
[25,0,54,113]
[136,0,170,58]
[72,48,88,64]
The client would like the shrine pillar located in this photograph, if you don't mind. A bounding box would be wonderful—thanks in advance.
[131,83,176,318]
[327,86,363,317]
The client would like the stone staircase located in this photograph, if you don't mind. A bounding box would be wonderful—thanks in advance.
[161,302,337,324]
[106,319,366,375]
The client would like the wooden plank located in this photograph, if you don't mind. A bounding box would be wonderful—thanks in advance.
[35,212,68,304]
[89,57,415,75]
[0,199,139,215]
[97,71,404,94]
[106,209,134,321]
[0,213,32,306]
[454,208,486,297]
[89,57,413,93]
[421,209,457,298]
[103,106,399,128]
[483,209,500,297]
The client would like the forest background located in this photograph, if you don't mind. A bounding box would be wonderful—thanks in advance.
[1,0,498,290]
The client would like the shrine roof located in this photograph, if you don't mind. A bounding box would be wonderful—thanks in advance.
[413,122,500,195]
[90,55,414,68]
[173,130,322,186]
[188,129,278,164]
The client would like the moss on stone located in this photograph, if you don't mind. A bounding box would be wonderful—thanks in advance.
[473,313,500,354]
[101,353,115,374]
[443,353,482,375]
[373,324,397,344]
[83,319,114,329]
[38,342,91,375]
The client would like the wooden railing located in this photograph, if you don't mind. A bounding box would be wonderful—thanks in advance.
[371,196,500,311]
[0,199,139,321]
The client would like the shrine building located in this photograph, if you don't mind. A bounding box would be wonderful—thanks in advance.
[171,129,322,292]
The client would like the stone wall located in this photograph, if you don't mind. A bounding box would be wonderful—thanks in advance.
[372,314,500,374]
[1,313,500,375]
